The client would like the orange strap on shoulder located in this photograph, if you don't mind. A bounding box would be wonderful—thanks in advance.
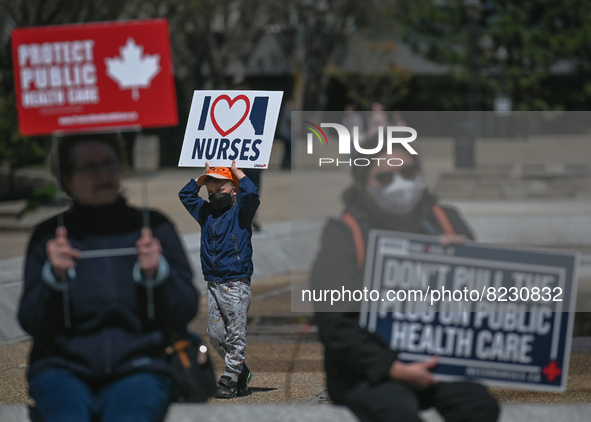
[432,205,455,235]
[342,212,365,268]
[343,207,453,266]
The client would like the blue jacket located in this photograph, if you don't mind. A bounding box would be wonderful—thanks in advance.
[19,197,199,382]
[179,177,260,282]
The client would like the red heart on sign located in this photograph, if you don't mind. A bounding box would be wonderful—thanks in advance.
[210,94,251,137]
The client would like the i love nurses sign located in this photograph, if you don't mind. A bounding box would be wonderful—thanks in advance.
[11,19,178,136]
[178,90,283,168]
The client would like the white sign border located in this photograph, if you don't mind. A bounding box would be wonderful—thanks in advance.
[360,229,580,393]
[178,90,283,169]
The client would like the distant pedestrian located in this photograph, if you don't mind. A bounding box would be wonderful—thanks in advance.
[179,161,259,398]
[391,111,407,127]
[342,104,365,152]
[365,102,388,139]
[277,99,294,170]
[242,168,262,231]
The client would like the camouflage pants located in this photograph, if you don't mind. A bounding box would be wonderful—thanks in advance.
[207,279,251,377]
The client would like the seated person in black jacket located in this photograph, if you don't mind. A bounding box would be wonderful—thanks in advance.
[311,141,499,422]
[18,133,199,422]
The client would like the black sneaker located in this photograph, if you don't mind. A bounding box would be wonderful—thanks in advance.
[215,375,237,399]
[237,364,252,396]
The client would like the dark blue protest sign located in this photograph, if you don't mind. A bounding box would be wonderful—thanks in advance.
[360,230,579,392]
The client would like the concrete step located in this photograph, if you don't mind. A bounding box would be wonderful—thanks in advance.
[435,169,591,200]
[0,201,27,218]
[0,204,69,230]
[1,403,591,422]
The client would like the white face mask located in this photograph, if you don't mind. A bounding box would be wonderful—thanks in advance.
[367,173,424,216]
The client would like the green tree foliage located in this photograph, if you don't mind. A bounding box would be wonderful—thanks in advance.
[398,0,591,110]
[0,42,47,174]
[0,0,128,198]
[1,0,380,170]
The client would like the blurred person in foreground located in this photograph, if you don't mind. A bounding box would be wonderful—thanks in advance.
[18,134,199,422]
[310,137,499,422]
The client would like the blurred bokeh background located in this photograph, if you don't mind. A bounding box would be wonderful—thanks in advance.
[1,0,590,332]
[3,0,591,176]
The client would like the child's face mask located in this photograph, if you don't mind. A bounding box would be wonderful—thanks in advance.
[209,192,234,210]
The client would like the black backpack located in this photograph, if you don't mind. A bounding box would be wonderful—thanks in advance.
[167,331,216,402]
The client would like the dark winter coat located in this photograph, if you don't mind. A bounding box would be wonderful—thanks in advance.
[311,186,474,403]
[19,197,199,383]
[179,177,259,282]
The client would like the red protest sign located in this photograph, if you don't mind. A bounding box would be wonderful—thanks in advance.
[11,19,178,136]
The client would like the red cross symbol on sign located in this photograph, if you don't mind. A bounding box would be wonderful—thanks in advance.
[542,361,562,382]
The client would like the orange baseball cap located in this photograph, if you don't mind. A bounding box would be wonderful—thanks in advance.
[196,167,239,186]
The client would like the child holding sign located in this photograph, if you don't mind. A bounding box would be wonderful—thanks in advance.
[179,161,259,398]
